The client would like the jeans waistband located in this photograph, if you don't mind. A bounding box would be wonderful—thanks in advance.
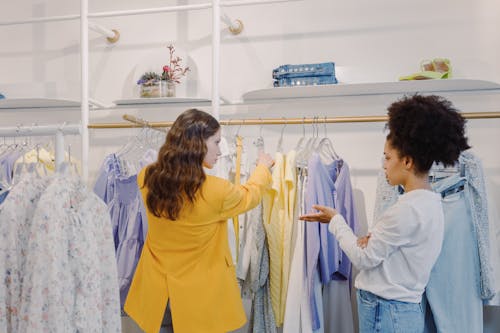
[431,173,466,198]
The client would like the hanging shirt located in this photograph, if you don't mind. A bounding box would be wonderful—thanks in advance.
[322,159,356,333]
[0,150,19,204]
[14,148,56,172]
[0,174,54,332]
[93,153,148,308]
[1,150,22,182]
[110,174,147,306]
[18,174,121,332]
[238,201,277,333]
[332,160,357,279]
[0,173,121,332]
[304,153,338,330]
[262,152,286,325]
[124,164,272,333]
[283,167,313,333]
[280,150,297,323]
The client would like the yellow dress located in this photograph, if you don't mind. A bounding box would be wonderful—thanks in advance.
[124,164,272,333]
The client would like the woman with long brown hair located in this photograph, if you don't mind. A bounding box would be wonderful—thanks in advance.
[124,108,274,333]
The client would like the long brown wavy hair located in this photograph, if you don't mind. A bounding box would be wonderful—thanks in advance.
[144,109,220,220]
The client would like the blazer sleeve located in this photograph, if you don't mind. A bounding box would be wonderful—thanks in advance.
[219,163,272,220]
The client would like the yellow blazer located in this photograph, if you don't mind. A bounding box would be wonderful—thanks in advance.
[124,164,272,333]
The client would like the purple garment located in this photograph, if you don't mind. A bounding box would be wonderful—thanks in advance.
[305,154,336,330]
[93,154,148,307]
[109,175,147,306]
[304,154,358,330]
[0,151,23,204]
[333,160,357,280]
[1,150,22,183]
[93,154,119,209]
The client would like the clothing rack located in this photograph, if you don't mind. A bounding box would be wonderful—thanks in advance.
[87,111,500,129]
[0,123,81,171]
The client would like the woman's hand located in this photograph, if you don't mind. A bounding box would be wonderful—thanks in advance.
[299,204,337,223]
[257,151,275,169]
[357,233,371,249]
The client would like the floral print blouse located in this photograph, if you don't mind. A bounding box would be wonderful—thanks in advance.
[0,173,121,332]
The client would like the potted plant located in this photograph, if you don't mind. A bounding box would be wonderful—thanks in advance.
[137,71,161,98]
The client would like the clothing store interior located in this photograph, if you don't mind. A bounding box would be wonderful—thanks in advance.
[1,0,500,332]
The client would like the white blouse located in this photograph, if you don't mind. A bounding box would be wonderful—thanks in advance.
[329,189,444,303]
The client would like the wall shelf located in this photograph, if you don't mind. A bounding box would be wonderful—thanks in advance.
[0,98,82,109]
[242,79,500,102]
[113,97,211,106]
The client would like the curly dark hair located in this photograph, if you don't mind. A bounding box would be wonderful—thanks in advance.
[386,94,470,174]
[144,109,220,220]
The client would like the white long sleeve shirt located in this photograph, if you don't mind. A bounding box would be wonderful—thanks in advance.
[329,189,444,303]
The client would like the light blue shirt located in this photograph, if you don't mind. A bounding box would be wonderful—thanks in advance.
[305,154,357,330]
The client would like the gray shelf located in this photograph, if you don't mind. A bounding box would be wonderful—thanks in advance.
[0,98,81,109]
[113,97,211,106]
[242,79,500,102]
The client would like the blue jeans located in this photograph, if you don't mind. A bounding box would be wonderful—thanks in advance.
[272,62,335,78]
[424,174,483,333]
[273,74,337,87]
[357,289,424,333]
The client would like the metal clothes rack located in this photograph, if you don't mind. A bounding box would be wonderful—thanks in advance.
[0,123,81,171]
[87,111,500,129]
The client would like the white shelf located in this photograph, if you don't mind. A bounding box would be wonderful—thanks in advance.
[113,97,211,106]
[0,98,81,109]
[242,79,500,101]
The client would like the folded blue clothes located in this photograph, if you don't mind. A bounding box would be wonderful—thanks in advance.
[273,75,337,87]
[0,93,4,99]
[273,62,335,79]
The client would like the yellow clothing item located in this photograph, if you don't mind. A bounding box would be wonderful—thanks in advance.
[124,164,272,333]
[280,150,297,323]
[14,148,81,175]
[15,148,56,172]
[263,152,286,325]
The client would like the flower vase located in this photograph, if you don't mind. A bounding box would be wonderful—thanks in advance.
[140,81,160,98]
[161,80,176,97]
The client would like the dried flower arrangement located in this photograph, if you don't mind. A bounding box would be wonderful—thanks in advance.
[161,44,190,83]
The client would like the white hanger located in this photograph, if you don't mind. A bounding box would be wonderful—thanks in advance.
[253,118,265,153]
[276,118,287,153]
[316,116,340,162]
[294,117,306,152]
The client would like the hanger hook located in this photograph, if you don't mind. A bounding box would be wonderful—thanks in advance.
[58,121,67,131]
[280,117,287,136]
[259,117,264,137]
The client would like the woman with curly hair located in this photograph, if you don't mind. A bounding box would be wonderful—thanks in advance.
[300,95,470,333]
[124,109,274,333]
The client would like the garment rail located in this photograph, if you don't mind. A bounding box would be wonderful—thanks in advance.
[0,123,80,171]
[87,111,500,129]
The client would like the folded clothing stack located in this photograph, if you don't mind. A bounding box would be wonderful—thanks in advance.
[0,93,4,99]
[272,62,337,87]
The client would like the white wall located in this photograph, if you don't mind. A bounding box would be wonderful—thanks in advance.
[1,0,500,331]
